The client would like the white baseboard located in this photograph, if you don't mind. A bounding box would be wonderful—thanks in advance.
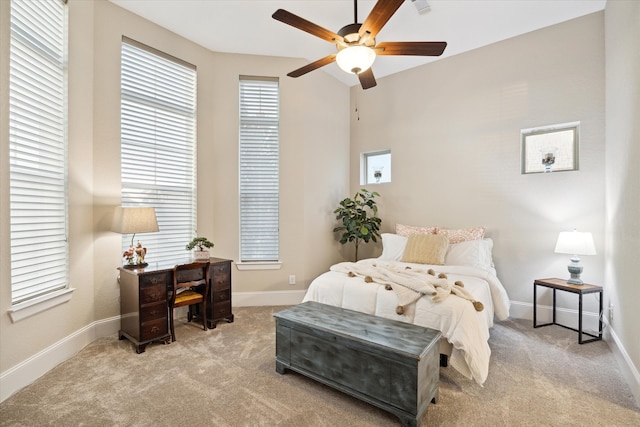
[508,300,602,332]
[4,295,637,409]
[0,315,121,403]
[0,291,304,403]
[606,320,640,405]
[509,299,639,407]
[233,290,306,307]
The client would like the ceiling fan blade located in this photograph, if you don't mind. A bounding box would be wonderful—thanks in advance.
[358,68,377,90]
[359,0,405,40]
[376,41,447,56]
[287,54,338,78]
[273,9,343,43]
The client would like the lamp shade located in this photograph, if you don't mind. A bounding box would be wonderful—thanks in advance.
[554,230,596,256]
[112,207,159,234]
[336,46,376,74]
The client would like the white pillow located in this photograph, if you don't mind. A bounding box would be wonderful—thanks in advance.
[445,238,495,269]
[378,233,408,261]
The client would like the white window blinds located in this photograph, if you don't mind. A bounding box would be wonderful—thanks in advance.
[239,77,280,262]
[120,39,197,264]
[9,0,68,304]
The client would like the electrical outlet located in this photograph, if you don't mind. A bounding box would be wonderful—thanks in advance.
[609,304,614,325]
[289,275,296,285]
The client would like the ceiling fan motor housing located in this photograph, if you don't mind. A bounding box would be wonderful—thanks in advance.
[337,23,374,47]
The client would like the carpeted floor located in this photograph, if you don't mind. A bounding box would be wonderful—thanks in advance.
[0,306,638,426]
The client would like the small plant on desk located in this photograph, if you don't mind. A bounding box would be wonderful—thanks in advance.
[186,237,214,259]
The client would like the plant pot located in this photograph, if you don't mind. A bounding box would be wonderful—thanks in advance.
[194,250,210,260]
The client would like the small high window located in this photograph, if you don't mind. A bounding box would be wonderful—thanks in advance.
[521,122,579,174]
[362,150,391,185]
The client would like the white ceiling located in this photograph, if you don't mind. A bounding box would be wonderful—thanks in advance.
[108,0,606,87]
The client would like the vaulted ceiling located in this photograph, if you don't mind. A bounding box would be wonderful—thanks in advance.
[109,0,606,86]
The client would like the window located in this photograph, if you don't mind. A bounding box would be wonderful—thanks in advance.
[362,150,391,185]
[9,0,68,305]
[521,122,579,174]
[120,38,197,264]
[239,77,280,265]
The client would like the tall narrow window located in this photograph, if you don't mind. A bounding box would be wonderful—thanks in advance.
[9,0,68,304]
[120,38,197,264]
[239,77,280,264]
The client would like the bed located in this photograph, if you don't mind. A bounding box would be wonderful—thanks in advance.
[302,226,511,386]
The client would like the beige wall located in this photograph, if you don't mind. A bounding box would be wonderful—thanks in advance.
[1,0,637,404]
[1,0,349,374]
[604,0,640,402]
[350,12,606,313]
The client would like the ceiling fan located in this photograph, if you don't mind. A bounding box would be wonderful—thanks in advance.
[272,0,447,90]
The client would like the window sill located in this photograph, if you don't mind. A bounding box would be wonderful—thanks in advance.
[236,262,281,271]
[8,288,76,323]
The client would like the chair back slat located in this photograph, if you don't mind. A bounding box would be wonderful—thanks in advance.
[168,261,211,341]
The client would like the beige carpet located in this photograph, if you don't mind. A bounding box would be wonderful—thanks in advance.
[1,306,639,426]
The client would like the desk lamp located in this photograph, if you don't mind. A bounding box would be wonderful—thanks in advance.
[112,206,159,269]
[554,230,596,285]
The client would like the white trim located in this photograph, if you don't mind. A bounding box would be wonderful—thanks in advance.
[606,322,640,406]
[520,120,581,134]
[0,291,303,402]
[509,299,601,331]
[3,298,637,409]
[0,315,120,403]
[235,262,282,271]
[233,290,305,306]
[7,288,76,323]
[509,299,639,407]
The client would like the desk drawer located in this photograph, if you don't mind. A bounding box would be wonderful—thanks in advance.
[140,301,167,322]
[140,282,166,304]
[140,271,170,287]
[140,317,168,341]
[211,264,230,290]
[211,301,231,318]
[212,289,230,304]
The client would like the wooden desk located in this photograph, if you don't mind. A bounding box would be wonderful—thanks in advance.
[533,278,603,344]
[118,257,233,353]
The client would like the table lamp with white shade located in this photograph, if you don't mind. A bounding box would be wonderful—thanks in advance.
[554,230,596,285]
[112,206,159,268]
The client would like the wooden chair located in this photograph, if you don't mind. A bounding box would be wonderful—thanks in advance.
[168,261,210,342]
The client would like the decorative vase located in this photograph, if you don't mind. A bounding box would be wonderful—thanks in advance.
[194,250,210,260]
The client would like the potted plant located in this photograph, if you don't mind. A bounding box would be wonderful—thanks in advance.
[333,189,382,262]
[186,236,214,260]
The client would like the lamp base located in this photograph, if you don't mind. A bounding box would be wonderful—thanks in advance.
[124,262,148,270]
[567,257,584,285]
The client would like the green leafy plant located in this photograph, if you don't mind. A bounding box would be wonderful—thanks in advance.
[185,237,214,251]
[333,189,382,261]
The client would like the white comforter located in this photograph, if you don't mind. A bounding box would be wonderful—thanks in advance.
[302,259,510,386]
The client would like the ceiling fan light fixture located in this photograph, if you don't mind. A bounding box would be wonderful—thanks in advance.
[336,45,376,75]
